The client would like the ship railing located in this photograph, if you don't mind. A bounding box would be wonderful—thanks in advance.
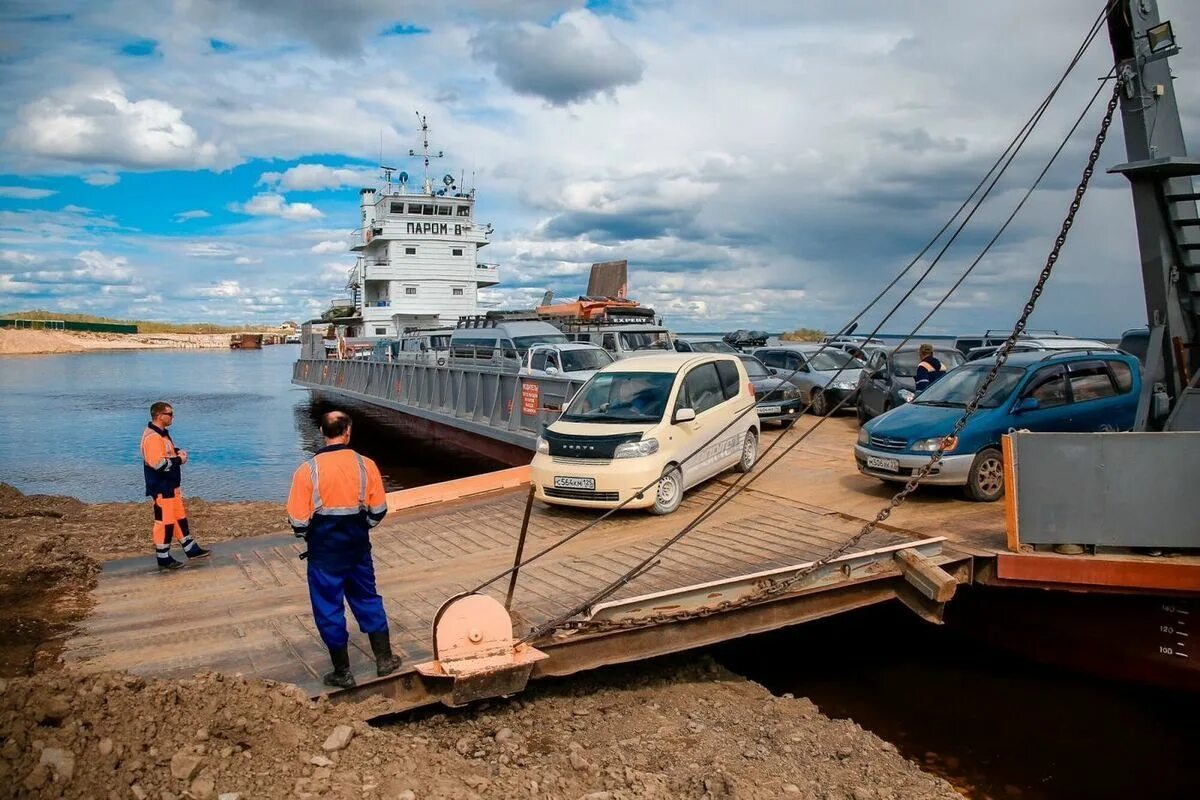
[293,346,586,445]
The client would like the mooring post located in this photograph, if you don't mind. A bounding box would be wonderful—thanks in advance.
[505,485,537,611]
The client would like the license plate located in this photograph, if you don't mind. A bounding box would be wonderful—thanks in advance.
[757,406,781,415]
[866,455,900,473]
[554,476,595,490]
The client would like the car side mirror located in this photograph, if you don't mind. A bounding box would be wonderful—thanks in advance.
[545,366,559,376]
[674,408,697,423]
[1015,397,1040,413]
[768,367,779,375]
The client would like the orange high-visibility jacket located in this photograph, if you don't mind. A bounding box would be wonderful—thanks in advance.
[141,423,182,497]
[287,445,387,569]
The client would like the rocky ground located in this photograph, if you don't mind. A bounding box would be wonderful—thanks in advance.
[0,330,238,356]
[0,484,962,799]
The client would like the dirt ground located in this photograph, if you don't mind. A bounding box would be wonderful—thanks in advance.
[0,484,961,799]
[0,330,235,356]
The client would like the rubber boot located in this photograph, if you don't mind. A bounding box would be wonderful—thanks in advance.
[322,646,356,689]
[368,631,402,677]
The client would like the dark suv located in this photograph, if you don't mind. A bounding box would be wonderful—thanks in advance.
[856,345,965,424]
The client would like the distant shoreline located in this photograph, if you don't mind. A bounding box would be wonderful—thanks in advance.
[0,328,239,356]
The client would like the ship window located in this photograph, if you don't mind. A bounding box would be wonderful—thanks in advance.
[406,203,422,215]
[405,287,417,295]
[436,205,452,216]
[423,204,435,215]
[405,247,416,255]
[375,327,388,335]
[452,248,463,256]
[452,288,464,296]
[456,206,470,217]
[390,202,403,214]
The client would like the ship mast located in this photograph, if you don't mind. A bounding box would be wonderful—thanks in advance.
[409,112,444,195]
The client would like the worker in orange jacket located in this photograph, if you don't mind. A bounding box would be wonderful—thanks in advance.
[287,410,401,688]
[141,401,209,570]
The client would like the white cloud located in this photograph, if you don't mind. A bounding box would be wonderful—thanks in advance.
[260,164,375,192]
[190,280,244,298]
[174,209,212,222]
[310,240,345,254]
[83,173,120,187]
[0,186,57,199]
[234,256,261,264]
[231,192,323,221]
[185,242,238,258]
[8,78,238,171]
[471,10,644,105]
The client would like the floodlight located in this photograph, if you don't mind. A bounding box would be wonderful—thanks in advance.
[1148,20,1176,54]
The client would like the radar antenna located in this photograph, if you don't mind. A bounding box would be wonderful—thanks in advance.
[408,112,444,195]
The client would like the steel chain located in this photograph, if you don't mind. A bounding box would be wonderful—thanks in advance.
[541,83,1121,640]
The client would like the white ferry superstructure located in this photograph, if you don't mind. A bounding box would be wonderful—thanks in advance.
[341,118,499,337]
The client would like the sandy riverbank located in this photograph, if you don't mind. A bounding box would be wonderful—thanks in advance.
[0,329,243,356]
[0,484,960,799]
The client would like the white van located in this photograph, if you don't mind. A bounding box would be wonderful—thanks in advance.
[531,353,759,515]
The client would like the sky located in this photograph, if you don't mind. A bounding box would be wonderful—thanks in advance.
[1,0,1198,336]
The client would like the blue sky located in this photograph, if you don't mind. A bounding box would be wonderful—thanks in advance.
[1,1,1198,335]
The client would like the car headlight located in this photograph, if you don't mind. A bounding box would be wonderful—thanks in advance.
[911,436,957,453]
[536,436,549,455]
[614,438,660,459]
[831,381,857,391]
[857,428,870,446]
[898,389,916,403]
[783,386,804,400]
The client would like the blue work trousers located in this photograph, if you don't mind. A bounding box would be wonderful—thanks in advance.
[306,552,388,648]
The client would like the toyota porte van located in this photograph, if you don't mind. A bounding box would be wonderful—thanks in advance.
[532,354,760,515]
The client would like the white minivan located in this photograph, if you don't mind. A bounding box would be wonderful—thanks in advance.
[531,353,760,515]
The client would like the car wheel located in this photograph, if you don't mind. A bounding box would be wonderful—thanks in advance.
[809,388,828,416]
[735,431,758,473]
[964,447,1005,502]
[650,465,684,515]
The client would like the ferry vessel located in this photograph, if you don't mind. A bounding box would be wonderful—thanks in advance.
[332,114,499,339]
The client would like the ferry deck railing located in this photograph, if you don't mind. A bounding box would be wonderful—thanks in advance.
[293,342,587,450]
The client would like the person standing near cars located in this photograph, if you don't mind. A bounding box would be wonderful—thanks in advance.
[914,344,947,392]
[141,402,210,570]
[286,410,401,688]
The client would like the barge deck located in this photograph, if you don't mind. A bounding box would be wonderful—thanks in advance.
[65,418,1200,707]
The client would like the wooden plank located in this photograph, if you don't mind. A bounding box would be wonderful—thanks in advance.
[894,548,958,603]
[996,553,1200,593]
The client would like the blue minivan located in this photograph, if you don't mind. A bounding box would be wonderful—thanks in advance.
[854,351,1140,501]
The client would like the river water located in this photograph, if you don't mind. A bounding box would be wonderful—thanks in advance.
[0,346,492,502]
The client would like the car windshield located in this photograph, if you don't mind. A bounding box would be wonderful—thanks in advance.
[561,371,675,423]
[892,349,964,377]
[740,358,770,379]
[513,333,567,351]
[805,350,865,371]
[620,331,669,351]
[690,340,738,354]
[915,365,1024,408]
[560,348,614,372]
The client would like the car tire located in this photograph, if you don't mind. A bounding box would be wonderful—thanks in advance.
[856,402,871,425]
[735,431,758,473]
[964,447,1005,502]
[809,389,829,416]
[650,465,684,515]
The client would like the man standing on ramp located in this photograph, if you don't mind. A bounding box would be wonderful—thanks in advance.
[141,401,209,570]
[287,410,401,688]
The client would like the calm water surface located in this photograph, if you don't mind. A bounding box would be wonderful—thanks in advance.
[0,346,493,502]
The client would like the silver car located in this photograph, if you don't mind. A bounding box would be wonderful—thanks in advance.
[752,345,865,416]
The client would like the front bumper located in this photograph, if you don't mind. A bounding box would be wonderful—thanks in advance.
[531,453,664,510]
[755,397,805,422]
[823,385,859,410]
[853,445,975,485]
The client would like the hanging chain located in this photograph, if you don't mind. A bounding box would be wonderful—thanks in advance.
[534,83,1122,640]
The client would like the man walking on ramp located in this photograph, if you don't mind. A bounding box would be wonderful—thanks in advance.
[141,401,209,570]
[287,410,401,688]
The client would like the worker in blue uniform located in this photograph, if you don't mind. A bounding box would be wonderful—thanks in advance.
[287,410,401,688]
